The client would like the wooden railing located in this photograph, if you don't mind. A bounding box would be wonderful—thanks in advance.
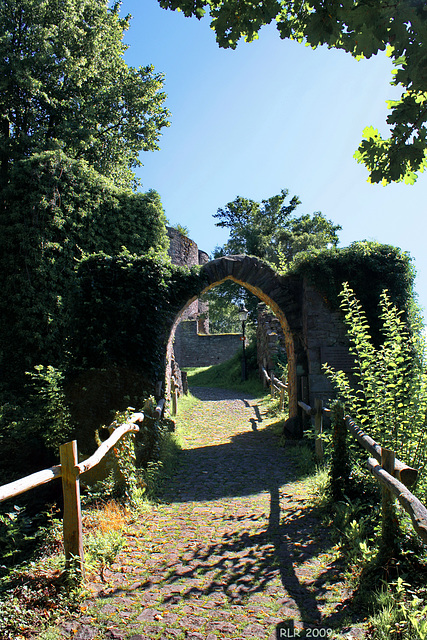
[298,399,427,545]
[261,367,288,411]
[298,399,327,463]
[170,377,179,415]
[0,411,144,578]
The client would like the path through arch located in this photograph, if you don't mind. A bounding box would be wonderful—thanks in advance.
[54,387,366,640]
[167,255,309,429]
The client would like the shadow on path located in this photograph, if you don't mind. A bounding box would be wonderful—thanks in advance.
[85,387,364,639]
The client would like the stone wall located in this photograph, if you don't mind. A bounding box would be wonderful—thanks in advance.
[167,227,200,319]
[174,320,242,367]
[167,227,199,267]
[166,228,241,392]
[255,282,353,406]
[302,280,354,406]
[256,303,287,373]
[166,241,355,416]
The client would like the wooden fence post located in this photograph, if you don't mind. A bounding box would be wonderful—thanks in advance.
[330,403,350,502]
[279,386,285,412]
[182,371,188,395]
[171,378,178,416]
[270,369,275,398]
[59,440,85,579]
[314,398,324,463]
[262,359,268,388]
[381,447,399,553]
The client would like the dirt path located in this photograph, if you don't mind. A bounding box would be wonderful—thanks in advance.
[52,388,366,640]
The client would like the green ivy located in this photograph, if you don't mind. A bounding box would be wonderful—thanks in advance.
[71,252,209,382]
[0,151,169,391]
[286,241,415,345]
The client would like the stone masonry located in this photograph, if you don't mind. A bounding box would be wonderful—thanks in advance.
[167,227,242,370]
[165,250,355,433]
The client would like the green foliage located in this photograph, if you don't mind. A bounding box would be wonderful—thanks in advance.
[330,403,352,503]
[324,283,427,476]
[288,241,415,346]
[0,505,33,564]
[0,504,62,570]
[158,0,427,184]
[0,151,169,389]
[214,189,340,265]
[171,223,190,237]
[211,188,340,326]
[112,412,140,504]
[370,578,427,640]
[332,497,377,567]
[72,253,208,380]
[85,529,125,582]
[0,0,170,189]
[26,365,73,450]
[0,365,73,484]
[201,280,257,332]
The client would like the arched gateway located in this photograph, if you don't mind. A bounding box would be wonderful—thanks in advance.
[166,254,353,435]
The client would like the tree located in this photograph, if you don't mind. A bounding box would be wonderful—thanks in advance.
[206,188,341,328]
[213,188,341,266]
[0,0,170,189]
[158,0,427,185]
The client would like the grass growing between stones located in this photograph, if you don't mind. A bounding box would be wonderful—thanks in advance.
[11,379,419,640]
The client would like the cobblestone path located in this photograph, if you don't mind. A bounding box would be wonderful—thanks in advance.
[53,388,366,640]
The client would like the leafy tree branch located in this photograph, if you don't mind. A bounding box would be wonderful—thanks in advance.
[158,0,427,184]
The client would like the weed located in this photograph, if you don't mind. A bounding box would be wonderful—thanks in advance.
[306,466,330,509]
[283,443,317,477]
[368,578,427,639]
[36,629,63,640]
[85,529,125,582]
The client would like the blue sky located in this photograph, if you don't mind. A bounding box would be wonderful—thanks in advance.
[121,0,427,321]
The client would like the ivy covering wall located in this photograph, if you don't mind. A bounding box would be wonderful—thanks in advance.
[71,253,208,381]
[287,241,416,345]
[0,167,417,483]
[0,150,169,391]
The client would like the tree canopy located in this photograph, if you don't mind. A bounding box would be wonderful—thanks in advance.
[1,0,170,189]
[158,0,427,186]
[213,188,341,266]
[206,188,341,329]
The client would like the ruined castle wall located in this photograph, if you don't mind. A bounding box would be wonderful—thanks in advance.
[174,320,242,367]
[302,280,354,406]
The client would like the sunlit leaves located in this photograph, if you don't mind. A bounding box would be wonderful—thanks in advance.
[0,0,170,189]
[324,283,427,472]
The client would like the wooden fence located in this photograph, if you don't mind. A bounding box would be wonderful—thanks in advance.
[299,399,427,545]
[261,367,288,411]
[0,412,145,578]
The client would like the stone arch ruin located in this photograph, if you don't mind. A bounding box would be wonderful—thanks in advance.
[167,254,354,434]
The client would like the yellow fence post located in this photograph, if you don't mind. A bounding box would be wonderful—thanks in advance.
[59,440,85,579]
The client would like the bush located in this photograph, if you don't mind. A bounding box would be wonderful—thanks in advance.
[324,284,427,489]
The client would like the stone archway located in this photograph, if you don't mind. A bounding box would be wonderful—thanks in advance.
[166,255,309,429]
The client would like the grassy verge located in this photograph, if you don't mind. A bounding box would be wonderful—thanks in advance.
[302,456,427,639]
[184,341,267,396]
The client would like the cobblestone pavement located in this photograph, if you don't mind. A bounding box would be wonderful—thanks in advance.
[50,388,366,640]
